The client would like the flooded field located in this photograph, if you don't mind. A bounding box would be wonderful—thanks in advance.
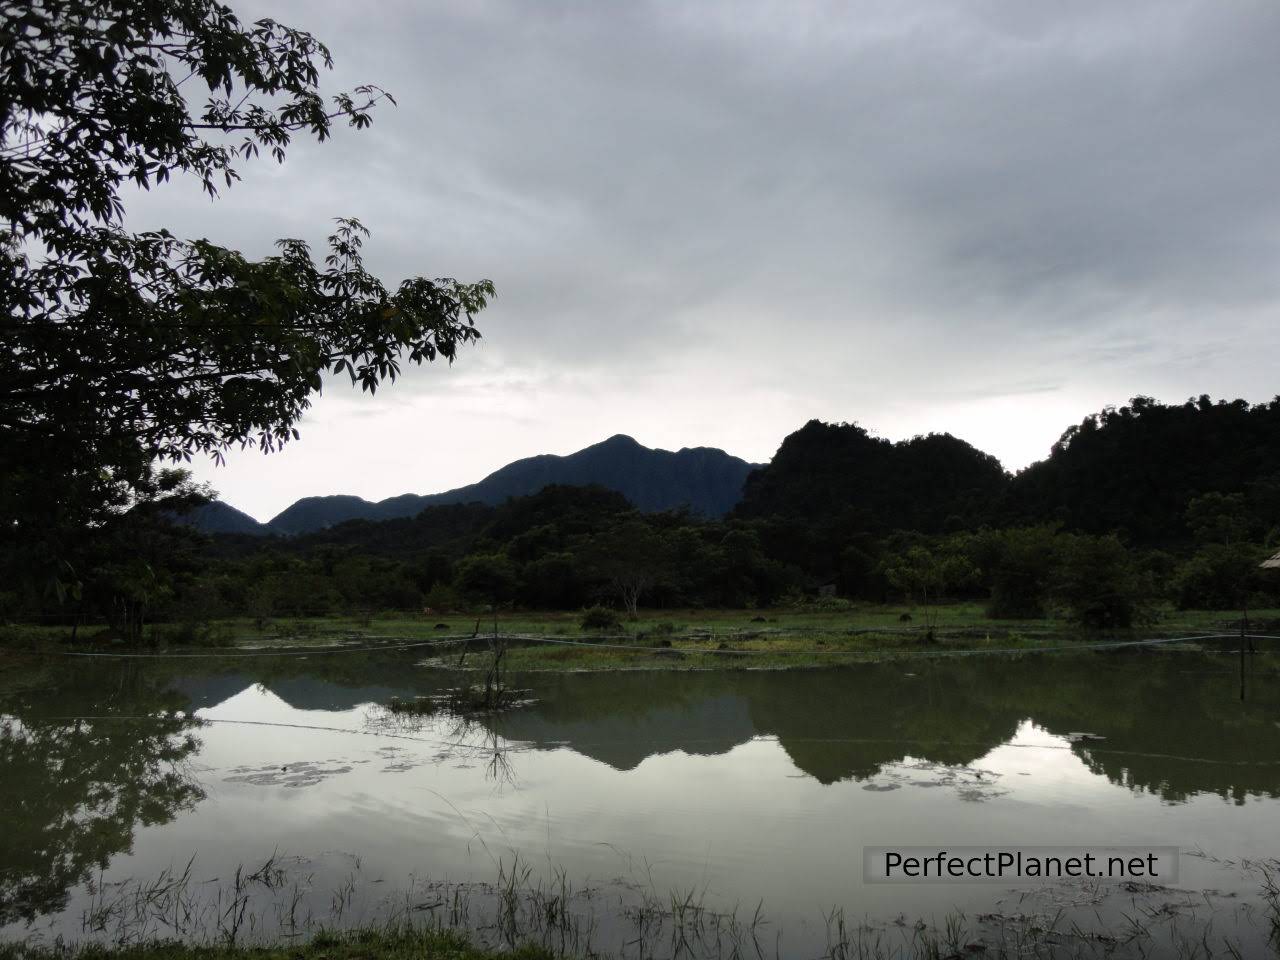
[2,648,1278,958]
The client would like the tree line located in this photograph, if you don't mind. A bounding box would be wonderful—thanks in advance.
[7,395,1278,637]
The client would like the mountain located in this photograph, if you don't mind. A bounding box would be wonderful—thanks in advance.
[266,494,373,535]
[182,501,271,536]
[733,419,1009,532]
[264,434,759,534]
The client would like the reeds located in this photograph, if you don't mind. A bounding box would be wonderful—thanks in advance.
[15,851,1277,960]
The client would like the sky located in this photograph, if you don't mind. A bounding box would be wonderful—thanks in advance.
[128,0,1280,523]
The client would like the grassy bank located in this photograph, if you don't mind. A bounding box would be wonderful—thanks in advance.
[2,603,1271,672]
[0,930,553,960]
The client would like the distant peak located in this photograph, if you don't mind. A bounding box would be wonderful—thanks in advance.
[596,434,642,448]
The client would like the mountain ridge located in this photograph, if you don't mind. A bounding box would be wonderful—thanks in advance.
[187,434,761,536]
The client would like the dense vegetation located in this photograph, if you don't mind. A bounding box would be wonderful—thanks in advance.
[1,0,490,622]
[5,396,1278,639]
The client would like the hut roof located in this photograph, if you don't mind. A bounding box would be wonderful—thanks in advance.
[1262,550,1280,570]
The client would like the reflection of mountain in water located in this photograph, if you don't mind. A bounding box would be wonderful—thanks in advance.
[161,650,1280,802]
[172,674,415,713]
[496,693,754,770]
[486,655,1280,800]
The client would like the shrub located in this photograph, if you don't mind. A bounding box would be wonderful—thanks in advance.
[424,582,463,612]
[453,553,519,604]
[1173,544,1267,610]
[980,526,1058,619]
[1053,533,1151,629]
[580,605,622,632]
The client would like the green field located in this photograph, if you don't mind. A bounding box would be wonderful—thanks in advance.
[2,602,1268,673]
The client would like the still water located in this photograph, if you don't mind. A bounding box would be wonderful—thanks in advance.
[2,648,1278,957]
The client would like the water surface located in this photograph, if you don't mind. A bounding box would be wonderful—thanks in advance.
[2,648,1278,956]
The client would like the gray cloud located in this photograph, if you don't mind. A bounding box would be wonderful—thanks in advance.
[123,0,1280,519]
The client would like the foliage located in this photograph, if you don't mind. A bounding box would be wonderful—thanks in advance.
[1185,493,1251,546]
[1051,533,1151,629]
[424,582,464,612]
[882,545,977,636]
[0,667,204,924]
[1,0,491,609]
[453,553,519,605]
[1173,543,1270,611]
[972,526,1060,619]
[9,387,1280,627]
[735,421,1008,534]
[1007,396,1280,546]
[579,605,622,632]
[581,518,675,618]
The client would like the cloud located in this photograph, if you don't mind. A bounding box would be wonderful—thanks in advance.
[122,0,1280,519]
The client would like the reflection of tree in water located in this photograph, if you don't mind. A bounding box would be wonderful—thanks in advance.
[487,653,1280,801]
[166,648,1280,803]
[365,699,519,789]
[0,663,205,925]
[1047,653,1280,805]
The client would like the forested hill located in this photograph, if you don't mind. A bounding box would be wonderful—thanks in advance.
[733,421,1008,533]
[1004,396,1280,545]
[729,396,1280,547]
[250,435,760,535]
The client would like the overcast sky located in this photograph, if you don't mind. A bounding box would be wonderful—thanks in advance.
[129,0,1280,522]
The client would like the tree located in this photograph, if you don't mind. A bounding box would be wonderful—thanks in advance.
[1,0,493,599]
[1175,494,1267,612]
[974,526,1060,619]
[882,545,975,639]
[1052,534,1150,629]
[583,520,673,619]
[453,553,519,606]
[1173,543,1268,611]
[1185,493,1251,546]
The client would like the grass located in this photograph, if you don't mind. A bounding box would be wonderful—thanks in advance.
[3,602,1272,672]
[5,851,1279,960]
[0,929,554,960]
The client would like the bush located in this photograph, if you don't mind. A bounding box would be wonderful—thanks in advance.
[783,592,853,611]
[980,527,1058,619]
[423,582,463,612]
[1173,544,1267,610]
[453,553,519,604]
[147,619,229,647]
[1053,533,1150,629]
[580,605,622,632]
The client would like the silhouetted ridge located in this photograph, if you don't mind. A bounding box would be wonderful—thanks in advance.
[262,436,759,534]
[734,419,1008,532]
[182,501,270,536]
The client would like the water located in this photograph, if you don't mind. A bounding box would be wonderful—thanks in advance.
[2,648,1278,957]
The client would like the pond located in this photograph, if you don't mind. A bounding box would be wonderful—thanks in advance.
[2,647,1278,957]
